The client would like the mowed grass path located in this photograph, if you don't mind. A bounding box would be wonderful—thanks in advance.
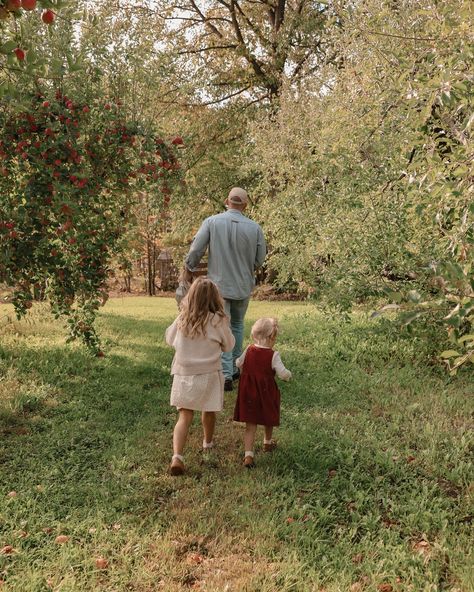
[0,298,473,592]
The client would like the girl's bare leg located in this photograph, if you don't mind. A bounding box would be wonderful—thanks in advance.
[264,426,273,441]
[244,423,258,452]
[201,411,216,446]
[173,409,194,456]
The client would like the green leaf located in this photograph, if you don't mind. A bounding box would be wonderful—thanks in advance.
[400,311,422,325]
[407,290,421,303]
[0,41,18,55]
[440,350,461,358]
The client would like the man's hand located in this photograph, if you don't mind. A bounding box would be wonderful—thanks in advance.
[182,267,194,284]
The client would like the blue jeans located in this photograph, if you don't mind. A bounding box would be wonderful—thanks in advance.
[222,297,250,380]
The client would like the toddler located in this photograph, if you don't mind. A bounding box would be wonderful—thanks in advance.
[233,317,291,468]
[166,277,235,475]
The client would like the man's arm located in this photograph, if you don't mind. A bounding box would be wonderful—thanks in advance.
[185,219,210,271]
[255,226,266,269]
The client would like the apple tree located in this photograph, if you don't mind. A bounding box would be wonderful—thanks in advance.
[0,90,181,352]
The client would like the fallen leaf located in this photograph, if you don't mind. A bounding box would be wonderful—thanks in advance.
[55,535,69,544]
[0,545,14,555]
[350,583,363,592]
[112,523,121,531]
[352,553,364,564]
[286,517,295,524]
[88,527,97,534]
[412,540,430,555]
[43,527,54,534]
[406,455,416,463]
[7,491,17,498]
[95,557,109,569]
[17,530,28,538]
[377,584,393,592]
[328,469,337,478]
[187,553,204,565]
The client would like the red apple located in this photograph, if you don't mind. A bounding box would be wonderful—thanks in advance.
[171,136,184,145]
[95,557,108,569]
[42,101,50,108]
[6,0,21,10]
[20,0,36,9]
[0,545,14,555]
[41,9,54,24]
[14,48,25,61]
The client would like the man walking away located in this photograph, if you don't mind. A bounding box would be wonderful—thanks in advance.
[184,187,266,391]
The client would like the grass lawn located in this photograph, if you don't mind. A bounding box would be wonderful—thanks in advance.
[0,297,473,592]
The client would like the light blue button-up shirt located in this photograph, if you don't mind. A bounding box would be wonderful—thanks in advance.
[185,209,266,300]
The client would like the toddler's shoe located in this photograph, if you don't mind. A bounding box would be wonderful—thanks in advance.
[224,378,234,392]
[202,440,214,452]
[243,455,255,469]
[263,440,277,452]
[170,455,185,476]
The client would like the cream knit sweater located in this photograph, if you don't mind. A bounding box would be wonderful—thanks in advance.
[165,313,235,376]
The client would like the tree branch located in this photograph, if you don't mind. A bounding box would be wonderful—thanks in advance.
[176,43,238,55]
[188,0,225,38]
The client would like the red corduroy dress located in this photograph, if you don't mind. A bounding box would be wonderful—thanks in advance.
[233,345,281,426]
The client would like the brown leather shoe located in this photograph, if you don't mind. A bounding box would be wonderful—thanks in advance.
[243,455,255,469]
[263,440,277,452]
[170,457,185,476]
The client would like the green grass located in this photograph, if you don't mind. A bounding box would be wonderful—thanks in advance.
[0,298,473,592]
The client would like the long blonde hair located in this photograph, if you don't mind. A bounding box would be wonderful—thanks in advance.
[178,277,226,337]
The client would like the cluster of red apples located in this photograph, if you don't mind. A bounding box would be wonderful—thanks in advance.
[0,0,55,62]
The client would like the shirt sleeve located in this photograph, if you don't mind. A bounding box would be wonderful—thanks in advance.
[255,225,266,269]
[165,319,178,347]
[272,351,292,381]
[236,347,248,369]
[185,219,210,271]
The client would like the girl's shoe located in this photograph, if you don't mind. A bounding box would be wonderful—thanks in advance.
[243,455,255,468]
[170,455,185,476]
[263,440,277,452]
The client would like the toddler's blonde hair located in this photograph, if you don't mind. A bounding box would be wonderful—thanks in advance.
[251,317,279,344]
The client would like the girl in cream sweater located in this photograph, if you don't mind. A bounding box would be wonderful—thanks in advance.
[165,277,235,475]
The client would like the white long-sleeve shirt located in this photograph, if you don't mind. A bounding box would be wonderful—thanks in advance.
[236,345,292,381]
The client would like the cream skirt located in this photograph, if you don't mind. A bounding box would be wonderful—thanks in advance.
[170,371,224,412]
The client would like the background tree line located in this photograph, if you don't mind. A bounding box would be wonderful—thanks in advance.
[1,0,472,368]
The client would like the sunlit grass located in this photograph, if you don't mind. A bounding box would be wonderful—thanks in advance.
[0,297,472,591]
